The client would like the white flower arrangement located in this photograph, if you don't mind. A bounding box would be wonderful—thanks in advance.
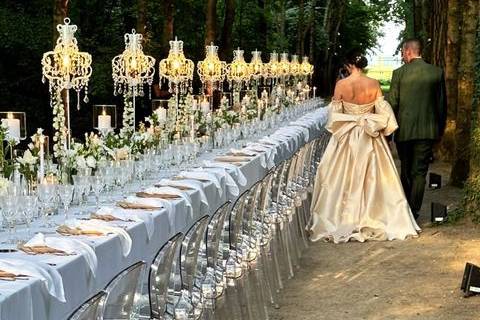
[52,91,67,160]
[17,149,38,167]
[121,93,135,137]
[0,177,10,196]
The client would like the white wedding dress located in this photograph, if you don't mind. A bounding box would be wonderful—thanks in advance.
[309,97,420,243]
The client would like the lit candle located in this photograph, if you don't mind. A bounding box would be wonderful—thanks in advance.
[258,100,263,119]
[155,107,167,124]
[38,134,45,181]
[98,110,112,130]
[313,86,317,98]
[261,89,268,101]
[200,97,210,114]
[1,113,21,140]
[190,115,195,139]
[192,99,198,111]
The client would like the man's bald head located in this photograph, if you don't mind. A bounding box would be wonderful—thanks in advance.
[401,38,422,63]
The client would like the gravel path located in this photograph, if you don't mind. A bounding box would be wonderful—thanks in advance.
[269,161,480,320]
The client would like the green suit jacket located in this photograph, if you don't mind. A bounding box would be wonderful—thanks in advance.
[387,58,447,142]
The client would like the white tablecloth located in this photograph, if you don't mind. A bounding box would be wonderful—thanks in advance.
[0,100,328,320]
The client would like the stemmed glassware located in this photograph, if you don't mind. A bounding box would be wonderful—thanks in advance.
[1,196,18,244]
[21,195,37,238]
[57,184,74,223]
[90,175,105,210]
[37,183,57,227]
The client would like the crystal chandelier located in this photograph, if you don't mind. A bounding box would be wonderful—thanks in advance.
[159,37,194,94]
[289,54,301,78]
[264,52,280,82]
[301,56,314,78]
[278,52,291,79]
[226,48,251,87]
[42,18,92,106]
[197,43,227,90]
[249,50,264,82]
[112,29,156,97]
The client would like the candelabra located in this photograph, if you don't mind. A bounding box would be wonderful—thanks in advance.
[301,56,314,79]
[41,17,92,153]
[112,29,155,132]
[278,52,291,81]
[159,37,194,127]
[289,55,301,79]
[264,51,280,84]
[249,50,264,84]
[196,43,227,149]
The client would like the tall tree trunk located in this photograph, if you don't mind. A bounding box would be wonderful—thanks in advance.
[162,0,174,56]
[297,0,305,55]
[450,0,478,186]
[258,0,268,51]
[219,0,235,60]
[137,0,146,34]
[205,0,217,45]
[279,0,286,49]
[437,0,461,161]
[430,0,447,68]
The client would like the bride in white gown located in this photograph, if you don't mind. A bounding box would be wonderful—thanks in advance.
[309,51,420,243]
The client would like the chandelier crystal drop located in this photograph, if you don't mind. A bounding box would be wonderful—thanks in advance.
[41,18,92,106]
[112,29,156,98]
[159,37,194,94]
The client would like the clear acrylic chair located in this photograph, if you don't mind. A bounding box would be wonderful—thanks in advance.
[148,232,184,320]
[103,261,146,320]
[68,291,107,320]
[200,201,232,319]
[175,215,210,319]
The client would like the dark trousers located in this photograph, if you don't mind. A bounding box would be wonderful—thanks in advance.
[396,139,434,214]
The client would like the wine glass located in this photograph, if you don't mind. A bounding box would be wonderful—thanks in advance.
[21,195,37,238]
[57,184,74,223]
[90,175,105,210]
[37,183,57,227]
[1,196,18,244]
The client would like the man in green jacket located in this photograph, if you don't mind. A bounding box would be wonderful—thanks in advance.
[387,38,447,220]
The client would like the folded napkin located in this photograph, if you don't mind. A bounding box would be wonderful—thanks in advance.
[158,179,209,209]
[118,196,164,210]
[0,258,66,302]
[229,148,257,156]
[203,160,247,186]
[214,155,250,163]
[179,170,222,196]
[143,186,192,208]
[201,167,239,197]
[62,219,132,257]
[23,233,97,275]
[96,206,155,241]
[245,143,276,168]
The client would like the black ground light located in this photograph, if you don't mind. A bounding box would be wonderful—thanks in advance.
[431,202,448,223]
[461,263,480,297]
[429,172,442,189]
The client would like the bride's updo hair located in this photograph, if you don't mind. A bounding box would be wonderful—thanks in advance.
[345,49,368,69]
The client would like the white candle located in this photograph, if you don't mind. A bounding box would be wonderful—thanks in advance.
[190,115,195,139]
[258,100,263,119]
[155,107,167,124]
[98,112,111,130]
[261,89,268,101]
[2,113,20,140]
[313,86,317,98]
[39,135,45,181]
[192,99,198,111]
[200,98,210,114]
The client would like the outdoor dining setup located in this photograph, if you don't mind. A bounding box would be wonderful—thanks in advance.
[0,17,328,320]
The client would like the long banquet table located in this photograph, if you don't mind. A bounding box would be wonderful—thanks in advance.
[0,99,328,320]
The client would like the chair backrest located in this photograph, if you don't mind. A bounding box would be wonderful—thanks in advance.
[206,201,232,269]
[68,291,107,320]
[149,233,184,319]
[103,261,146,320]
[257,171,275,213]
[242,181,262,238]
[180,216,210,293]
[228,189,250,250]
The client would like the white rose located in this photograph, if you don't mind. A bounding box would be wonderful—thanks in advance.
[37,128,44,135]
[28,143,34,150]
[76,156,87,169]
[86,156,96,168]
